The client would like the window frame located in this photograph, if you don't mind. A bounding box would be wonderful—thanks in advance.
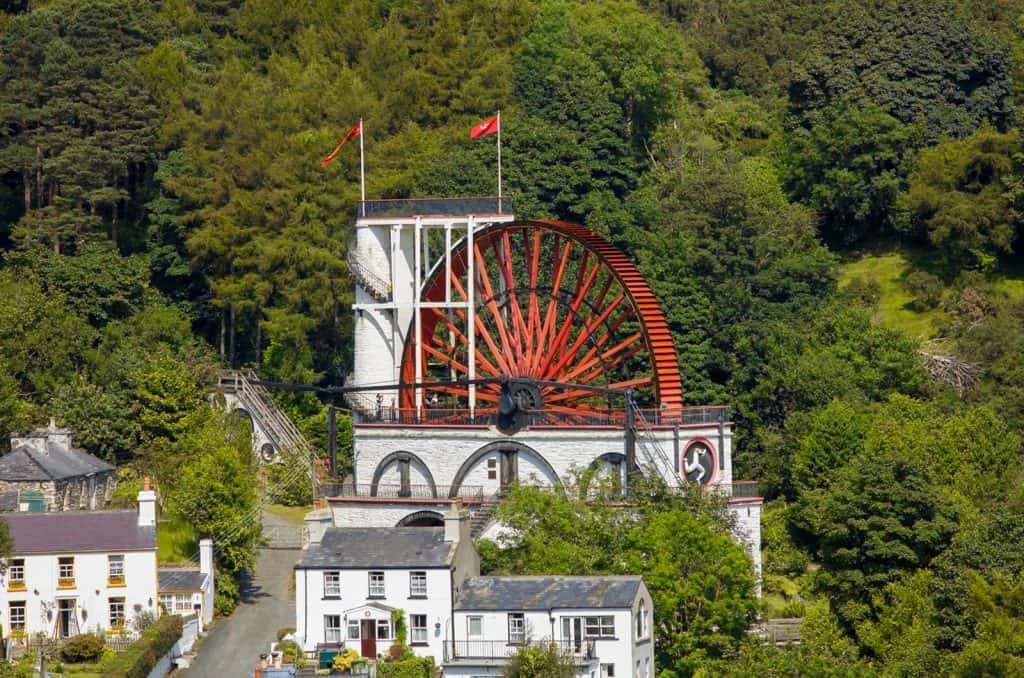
[323,571,341,598]
[108,597,126,629]
[636,601,647,639]
[8,559,24,589]
[410,614,428,644]
[347,620,360,640]
[508,612,525,645]
[467,615,483,637]
[324,615,343,643]
[376,619,391,640]
[8,601,25,632]
[58,556,75,579]
[584,615,615,638]
[368,571,385,597]
[409,571,427,597]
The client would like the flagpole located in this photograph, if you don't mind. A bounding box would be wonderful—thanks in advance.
[493,111,497,213]
[359,118,366,209]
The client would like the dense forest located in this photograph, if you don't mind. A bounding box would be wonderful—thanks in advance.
[2,0,1024,674]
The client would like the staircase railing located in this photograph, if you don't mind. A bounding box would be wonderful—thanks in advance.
[347,251,391,303]
[631,403,684,487]
[219,371,319,499]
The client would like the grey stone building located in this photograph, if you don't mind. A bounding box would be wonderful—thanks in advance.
[0,423,116,511]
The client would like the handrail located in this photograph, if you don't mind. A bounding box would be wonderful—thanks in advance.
[347,250,391,303]
[444,638,596,661]
[321,483,485,502]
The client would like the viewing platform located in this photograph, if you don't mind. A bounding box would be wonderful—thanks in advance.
[349,404,731,429]
[356,196,513,220]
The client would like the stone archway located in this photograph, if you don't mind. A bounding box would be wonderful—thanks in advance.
[371,451,438,498]
[449,441,560,498]
[396,511,444,527]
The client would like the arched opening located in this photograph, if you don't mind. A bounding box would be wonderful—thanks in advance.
[371,451,437,498]
[449,441,560,497]
[396,511,444,527]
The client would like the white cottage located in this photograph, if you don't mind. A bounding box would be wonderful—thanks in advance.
[445,576,654,678]
[0,486,158,642]
[295,501,477,660]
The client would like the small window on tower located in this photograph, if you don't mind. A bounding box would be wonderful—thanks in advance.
[487,457,497,480]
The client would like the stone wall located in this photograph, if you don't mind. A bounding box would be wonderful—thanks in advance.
[0,472,116,511]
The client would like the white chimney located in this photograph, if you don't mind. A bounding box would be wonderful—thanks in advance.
[444,498,471,544]
[137,477,156,527]
[199,538,215,626]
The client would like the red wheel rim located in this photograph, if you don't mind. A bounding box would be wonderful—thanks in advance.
[399,219,683,412]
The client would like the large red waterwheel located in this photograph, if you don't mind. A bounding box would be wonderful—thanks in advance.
[399,219,682,415]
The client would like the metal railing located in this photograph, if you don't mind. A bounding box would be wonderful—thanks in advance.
[353,405,729,428]
[444,639,596,662]
[347,250,391,303]
[729,481,761,499]
[357,197,513,219]
[321,483,485,502]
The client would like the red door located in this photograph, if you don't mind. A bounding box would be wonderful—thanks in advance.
[360,620,377,658]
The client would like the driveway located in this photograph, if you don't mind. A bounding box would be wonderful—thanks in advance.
[180,511,301,677]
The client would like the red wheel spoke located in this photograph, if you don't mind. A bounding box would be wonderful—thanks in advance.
[400,220,684,412]
[473,243,518,370]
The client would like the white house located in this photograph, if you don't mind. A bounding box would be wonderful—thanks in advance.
[157,537,216,629]
[295,500,478,661]
[445,576,654,678]
[0,485,158,642]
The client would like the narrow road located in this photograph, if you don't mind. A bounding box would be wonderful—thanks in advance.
[180,511,300,677]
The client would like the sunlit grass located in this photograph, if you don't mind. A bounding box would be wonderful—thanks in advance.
[264,503,313,525]
[157,514,198,564]
[839,250,945,340]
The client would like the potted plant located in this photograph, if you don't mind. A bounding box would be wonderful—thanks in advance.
[390,609,408,660]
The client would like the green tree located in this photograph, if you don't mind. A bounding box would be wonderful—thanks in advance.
[504,642,576,678]
[780,104,913,246]
[899,126,1024,269]
[948,572,1024,676]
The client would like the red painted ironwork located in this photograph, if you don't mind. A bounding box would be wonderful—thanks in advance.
[399,220,684,413]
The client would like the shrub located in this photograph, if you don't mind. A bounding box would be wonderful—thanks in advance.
[276,626,296,641]
[377,655,433,678]
[60,632,106,663]
[103,613,183,678]
[332,648,360,672]
[903,271,943,310]
[277,638,302,665]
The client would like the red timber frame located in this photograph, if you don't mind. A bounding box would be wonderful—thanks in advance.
[398,219,683,414]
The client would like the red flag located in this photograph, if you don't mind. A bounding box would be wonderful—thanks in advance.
[470,115,499,139]
[321,122,361,168]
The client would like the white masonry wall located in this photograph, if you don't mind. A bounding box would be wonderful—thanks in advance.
[352,425,734,494]
[1,549,158,640]
[295,565,452,661]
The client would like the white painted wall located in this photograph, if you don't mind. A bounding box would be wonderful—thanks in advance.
[447,587,654,678]
[295,565,452,661]
[1,549,158,639]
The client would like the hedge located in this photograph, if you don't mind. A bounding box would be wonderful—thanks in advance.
[377,656,433,678]
[103,614,184,678]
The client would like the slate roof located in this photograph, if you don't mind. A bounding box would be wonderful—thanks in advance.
[6,510,156,554]
[159,568,208,592]
[0,491,19,512]
[298,527,453,569]
[0,439,114,481]
[454,576,644,611]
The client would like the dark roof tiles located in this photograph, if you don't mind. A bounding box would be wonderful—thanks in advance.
[299,527,453,568]
[455,576,644,611]
[0,440,114,481]
[158,568,208,592]
[6,510,155,554]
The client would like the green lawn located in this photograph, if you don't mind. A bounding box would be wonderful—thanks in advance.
[264,503,313,525]
[157,514,198,564]
[838,250,946,340]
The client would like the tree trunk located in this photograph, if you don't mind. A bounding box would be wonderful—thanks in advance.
[22,168,30,211]
[229,304,236,368]
[36,146,42,208]
[254,309,262,367]
[110,203,118,249]
[219,309,226,360]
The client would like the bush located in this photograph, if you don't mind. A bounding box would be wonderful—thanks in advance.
[332,648,360,672]
[903,271,944,310]
[60,632,106,663]
[276,626,296,641]
[377,655,433,678]
[277,638,302,665]
[103,613,183,678]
